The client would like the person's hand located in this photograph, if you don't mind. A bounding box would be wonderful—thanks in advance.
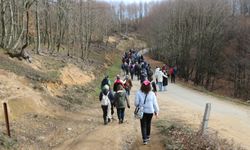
[154,112,159,118]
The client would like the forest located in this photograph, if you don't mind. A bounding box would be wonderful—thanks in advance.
[0,0,249,100]
[140,0,250,100]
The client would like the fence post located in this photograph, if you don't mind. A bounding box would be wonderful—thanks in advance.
[201,103,211,135]
[3,102,11,137]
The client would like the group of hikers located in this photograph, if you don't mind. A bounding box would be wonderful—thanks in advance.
[99,49,177,145]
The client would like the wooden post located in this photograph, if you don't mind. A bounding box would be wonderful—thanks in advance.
[3,102,11,137]
[201,103,211,135]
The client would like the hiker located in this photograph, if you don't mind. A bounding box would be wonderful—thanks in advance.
[148,76,157,95]
[129,63,135,80]
[134,62,141,80]
[154,66,160,83]
[162,70,168,91]
[140,67,148,84]
[99,85,114,125]
[113,75,125,92]
[101,75,111,89]
[173,65,177,83]
[114,84,130,124]
[155,69,168,91]
[169,67,175,83]
[147,65,154,80]
[135,80,159,145]
[124,75,133,96]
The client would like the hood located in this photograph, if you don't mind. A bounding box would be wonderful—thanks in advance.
[116,90,124,96]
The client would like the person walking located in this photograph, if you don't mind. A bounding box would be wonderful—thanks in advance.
[113,75,125,92]
[162,70,168,91]
[101,75,111,89]
[99,85,114,125]
[124,75,133,97]
[135,80,159,145]
[169,67,175,83]
[148,76,157,95]
[114,84,130,124]
[155,69,168,91]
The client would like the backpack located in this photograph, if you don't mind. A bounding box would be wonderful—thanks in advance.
[101,92,110,106]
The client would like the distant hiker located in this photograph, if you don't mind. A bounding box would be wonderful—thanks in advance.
[147,65,154,80]
[124,62,129,75]
[124,75,133,96]
[173,65,177,83]
[134,62,141,80]
[140,67,148,84]
[162,70,168,91]
[155,69,168,91]
[154,67,160,83]
[114,84,130,124]
[148,76,157,95]
[170,67,175,83]
[113,75,125,92]
[135,80,159,145]
[129,63,135,80]
[99,85,114,125]
[101,75,111,89]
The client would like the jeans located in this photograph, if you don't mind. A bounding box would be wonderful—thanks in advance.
[101,105,108,123]
[140,113,153,141]
[157,82,163,91]
[117,108,125,122]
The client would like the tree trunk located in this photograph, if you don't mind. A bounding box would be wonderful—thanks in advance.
[35,0,41,54]
[0,0,6,48]
[7,0,14,49]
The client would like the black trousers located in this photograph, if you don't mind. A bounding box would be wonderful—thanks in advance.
[101,105,108,123]
[171,74,176,83]
[140,113,153,141]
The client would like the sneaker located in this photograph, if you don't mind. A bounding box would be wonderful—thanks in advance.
[146,137,150,142]
[143,141,148,145]
[108,118,111,123]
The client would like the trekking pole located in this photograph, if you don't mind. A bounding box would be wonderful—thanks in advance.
[3,102,11,137]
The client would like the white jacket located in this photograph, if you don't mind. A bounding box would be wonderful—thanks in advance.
[135,90,159,114]
[156,71,167,82]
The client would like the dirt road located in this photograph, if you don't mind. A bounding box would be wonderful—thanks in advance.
[53,79,164,150]
[157,82,250,149]
[54,77,250,150]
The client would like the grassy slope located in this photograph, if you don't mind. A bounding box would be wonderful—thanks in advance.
[156,120,245,150]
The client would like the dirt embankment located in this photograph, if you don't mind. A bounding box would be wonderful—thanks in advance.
[0,35,121,149]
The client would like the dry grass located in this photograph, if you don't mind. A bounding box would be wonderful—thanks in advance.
[156,120,245,150]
